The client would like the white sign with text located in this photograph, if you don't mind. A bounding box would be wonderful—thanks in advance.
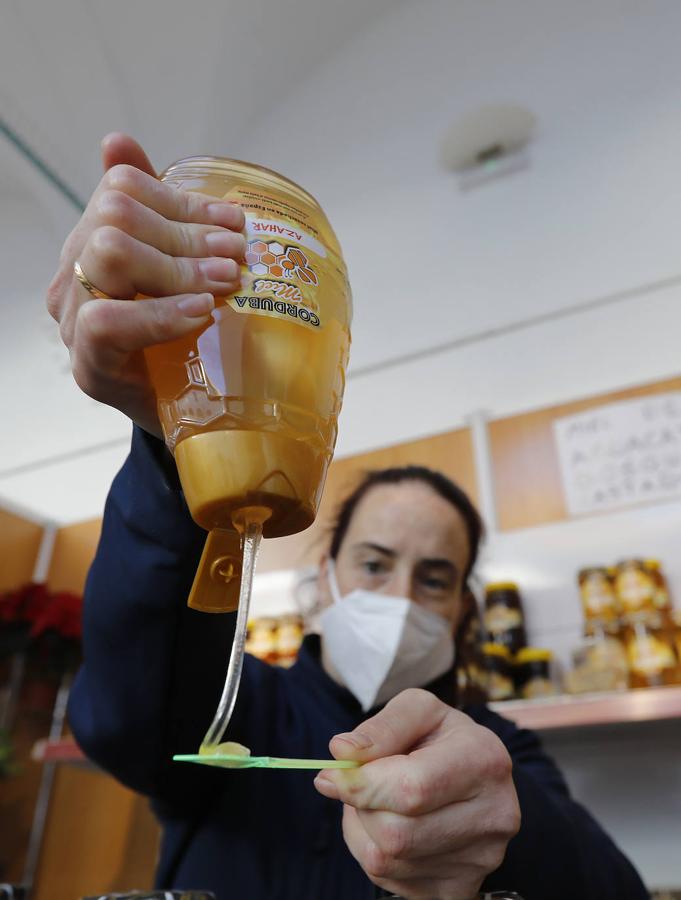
[553,392,681,516]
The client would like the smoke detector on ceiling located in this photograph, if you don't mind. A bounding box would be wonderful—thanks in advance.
[441,104,536,190]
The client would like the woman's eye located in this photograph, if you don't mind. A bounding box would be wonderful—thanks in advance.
[421,577,451,593]
[362,560,384,575]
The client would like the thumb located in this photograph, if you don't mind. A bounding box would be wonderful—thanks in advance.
[100,132,157,177]
[76,293,215,359]
[330,689,448,763]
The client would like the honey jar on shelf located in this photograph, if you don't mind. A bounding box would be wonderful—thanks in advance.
[578,567,620,624]
[482,643,515,701]
[275,614,304,668]
[620,613,681,688]
[644,559,674,627]
[565,621,629,694]
[514,648,557,699]
[614,559,656,618]
[483,583,527,654]
[672,609,681,664]
[245,618,279,664]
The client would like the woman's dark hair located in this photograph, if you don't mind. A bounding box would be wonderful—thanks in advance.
[328,466,485,586]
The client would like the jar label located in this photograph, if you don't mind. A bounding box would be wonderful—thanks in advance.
[626,633,676,675]
[616,568,655,612]
[227,220,331,330]
[580,573,618,617]
[222,184,348,332]
[484,605,523,634]
[247,217,328,259]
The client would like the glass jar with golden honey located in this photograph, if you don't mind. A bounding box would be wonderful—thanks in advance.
[482,643,515,701]
[578,567,619,624]
[483,583,527,655]
[145,157,352,611]
[621,613,681,688]
[514,648,557,699]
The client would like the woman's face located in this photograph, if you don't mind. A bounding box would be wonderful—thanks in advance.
[318,481,472,627]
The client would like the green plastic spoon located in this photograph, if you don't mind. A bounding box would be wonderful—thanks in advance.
[173,753,360,770]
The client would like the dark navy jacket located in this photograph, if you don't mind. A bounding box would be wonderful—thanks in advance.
[68,428,648,900]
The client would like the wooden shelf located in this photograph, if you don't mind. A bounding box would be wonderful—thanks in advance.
[489,684,681,730]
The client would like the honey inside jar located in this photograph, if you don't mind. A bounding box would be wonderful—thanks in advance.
[144,158,352,545]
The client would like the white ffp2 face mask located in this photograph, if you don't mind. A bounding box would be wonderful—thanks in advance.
[318,560,455,712]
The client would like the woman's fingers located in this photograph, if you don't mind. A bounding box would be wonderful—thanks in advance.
[97,164,244,230]
[46,133,246,437]
[49,135,245,340]
[74,293,215,360]
[100,132,157,178]
[46,132,250,439]
[341,806,484,900]
[77,227,242,300]
[66,292,215,437]
[94,189,247,262]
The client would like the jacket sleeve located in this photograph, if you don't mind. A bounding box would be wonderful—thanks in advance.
[474,708,648,900]
[67,426,282,809]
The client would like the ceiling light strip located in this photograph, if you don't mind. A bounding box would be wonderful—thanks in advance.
[0,436,130,480]
[0,117,86,212]
[347,273,681,380]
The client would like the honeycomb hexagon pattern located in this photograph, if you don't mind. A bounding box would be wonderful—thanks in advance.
[159,352,344,455]
[245,240,318,285]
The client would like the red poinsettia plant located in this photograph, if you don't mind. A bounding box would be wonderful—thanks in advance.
[0,582,83,677]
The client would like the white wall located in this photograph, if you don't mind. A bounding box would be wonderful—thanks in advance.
[338,282,681,457]
[239,0,681,456]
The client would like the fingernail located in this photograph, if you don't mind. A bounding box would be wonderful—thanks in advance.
[205,231,246,257]
[207,202,244,228]
[199,258,239,282]
[334,731,373,750]
[314,775,339,799]
[177,293,214,317]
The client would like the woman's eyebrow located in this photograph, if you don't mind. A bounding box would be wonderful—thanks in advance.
[353,542,396,557]
[352,546,459,578]
[419,559,459,577]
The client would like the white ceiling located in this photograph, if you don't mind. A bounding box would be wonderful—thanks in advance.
[3,0,681,525]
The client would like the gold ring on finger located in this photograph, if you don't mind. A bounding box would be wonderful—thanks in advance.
[73,260,114,300]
